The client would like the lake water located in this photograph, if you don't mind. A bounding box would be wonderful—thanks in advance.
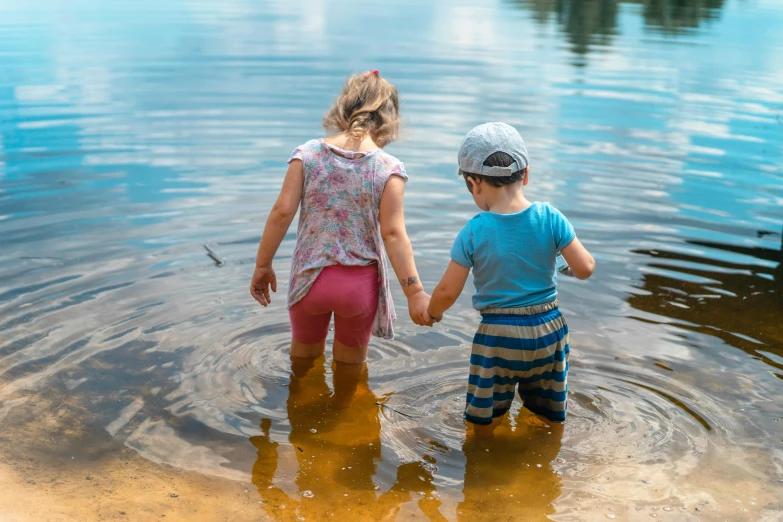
[1,0,782,520]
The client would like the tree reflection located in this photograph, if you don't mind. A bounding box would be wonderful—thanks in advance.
[626,230,782,368]
[520,0,618,56]
[250,357,446,521]
[638,0,725,34]
[511,0,725,55]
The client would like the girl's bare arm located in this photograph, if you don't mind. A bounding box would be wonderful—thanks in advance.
[379,176,432,326]
[250,160,304,306]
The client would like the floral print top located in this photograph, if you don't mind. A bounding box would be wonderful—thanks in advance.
[287,139,408,339]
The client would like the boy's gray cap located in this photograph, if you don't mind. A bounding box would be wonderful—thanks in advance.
[457,122,529,177]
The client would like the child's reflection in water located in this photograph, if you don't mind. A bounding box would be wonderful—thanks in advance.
[250,356,446,521]
[458,412,564,521]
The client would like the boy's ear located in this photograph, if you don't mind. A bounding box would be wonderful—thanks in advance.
[522,166,530,186]
[466,175,481,194]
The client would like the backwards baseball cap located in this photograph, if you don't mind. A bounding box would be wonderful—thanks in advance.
[457,122,529,177]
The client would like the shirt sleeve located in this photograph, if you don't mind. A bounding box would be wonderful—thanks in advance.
[450,222,474,268]
[287,144,304,164]
[390,160,408,182]
[550,205,576,251]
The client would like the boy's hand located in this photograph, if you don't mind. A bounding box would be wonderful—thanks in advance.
[425,309,443,324]
[250,265,277,307]
[408,291,435,327]
[560,267,576,278]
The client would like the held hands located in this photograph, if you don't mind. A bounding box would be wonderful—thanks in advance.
[407,290,442,327]
[252,265,446,328]
[250,265,277,307]
[425,308,442,325]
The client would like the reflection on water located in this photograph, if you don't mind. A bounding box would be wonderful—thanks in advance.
[1,0,782,519]
[638,0,725,33]
[518,0,726,57]
[629,232,783,364]
[251,358,446,521]
[458,416,563,521]
[250,357,564,521]
[516,0,619,56]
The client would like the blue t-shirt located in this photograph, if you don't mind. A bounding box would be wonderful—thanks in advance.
[450,202,576,310]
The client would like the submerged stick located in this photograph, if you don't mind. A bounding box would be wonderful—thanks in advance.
[203,244,225,267]
[376,401,419,419]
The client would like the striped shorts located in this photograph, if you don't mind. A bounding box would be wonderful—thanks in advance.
[465,301,570,425]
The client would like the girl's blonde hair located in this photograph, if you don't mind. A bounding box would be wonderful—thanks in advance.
[323,71,400,147]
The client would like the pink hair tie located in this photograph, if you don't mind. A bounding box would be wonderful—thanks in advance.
[371,69,379,76]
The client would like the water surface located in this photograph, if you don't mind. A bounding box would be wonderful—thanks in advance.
[1,0,782,520]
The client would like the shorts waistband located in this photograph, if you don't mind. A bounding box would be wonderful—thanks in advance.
[480,300,559,316]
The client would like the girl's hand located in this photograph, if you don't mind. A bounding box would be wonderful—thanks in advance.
[408,291,435,327]
[250,265,277,307]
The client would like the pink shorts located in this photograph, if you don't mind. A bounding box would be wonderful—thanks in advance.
[289,264,379,348]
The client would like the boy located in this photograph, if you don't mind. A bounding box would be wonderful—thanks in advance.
[426,122,595,426]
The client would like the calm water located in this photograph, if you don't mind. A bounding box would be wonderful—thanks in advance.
[1,0,782,520]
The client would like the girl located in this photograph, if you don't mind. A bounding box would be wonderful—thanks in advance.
[250,70,432,364]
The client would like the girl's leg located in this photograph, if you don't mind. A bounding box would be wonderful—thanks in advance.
[291,339,327,359]
[289,302,331,359]
[331,264,378,364]
[331,359,367,408]
[332,283,376,363]
[332,339,369,364]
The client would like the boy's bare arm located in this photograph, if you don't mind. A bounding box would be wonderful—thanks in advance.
[560,237,595,280]
[427,261,471,320]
